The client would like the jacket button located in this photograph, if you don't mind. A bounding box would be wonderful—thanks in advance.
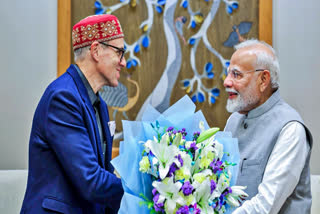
[244,123,248,129]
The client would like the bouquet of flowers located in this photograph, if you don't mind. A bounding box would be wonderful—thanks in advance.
[111,96,247,214]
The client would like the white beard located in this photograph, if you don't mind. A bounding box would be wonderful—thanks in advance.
[226,94,245,113]
[226,84,260,113]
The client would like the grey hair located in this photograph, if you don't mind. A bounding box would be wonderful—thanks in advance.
[234,39,280,89]
[74,46,90,62]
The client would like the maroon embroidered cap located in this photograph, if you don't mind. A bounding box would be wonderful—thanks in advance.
[72,14,124,50]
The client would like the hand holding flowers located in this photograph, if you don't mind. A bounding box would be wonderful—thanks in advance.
[111,95,247,214]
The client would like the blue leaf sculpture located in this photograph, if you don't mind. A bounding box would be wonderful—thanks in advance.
[156,6,163,13]
[182,1,188,8]
[191,20,196,28]
[95,1,102,9]
[142,36,149,48]
[232,2,239,9]
[207,72,214,79]
[132,59,138,67]
[95,8,105,15]
[157,0,166,5]
[198,93,205,103]
[205,62,213,73]
[183,81,190,87]
[211,88,220,97]
[191,95,197,103]
[126,60,132,69]
[210,96,216,104]
[182,16,187,23]
[134,44,140,53]
[189,38,196,45]
[227,6,233,14]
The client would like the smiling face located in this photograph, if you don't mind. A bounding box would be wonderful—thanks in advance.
[223,48,262,114]
[96,37,126,87]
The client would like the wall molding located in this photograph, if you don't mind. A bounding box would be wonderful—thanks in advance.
[57,0,71,77]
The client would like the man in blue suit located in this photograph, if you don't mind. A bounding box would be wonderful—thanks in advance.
[21,14,126,214]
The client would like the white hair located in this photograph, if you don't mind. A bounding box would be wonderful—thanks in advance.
[234,39,280,89]
[74,46,90,62]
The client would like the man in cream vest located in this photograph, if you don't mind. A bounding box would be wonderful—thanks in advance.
[224,39,312,214]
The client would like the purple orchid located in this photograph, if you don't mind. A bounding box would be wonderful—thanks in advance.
[222,187,232,196]
[210,159,223,173]
[167,162,179,177]
[189,142,198,151]
[152,188,157,196]
[193,131,200,141]
[210,179,217,194]
[181,181,194,196]
[153,193,164,212]
[176,154,184,167]
[166,126,174,132]
[176,205,189,214]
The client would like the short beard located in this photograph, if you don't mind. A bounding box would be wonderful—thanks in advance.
[226,94,244,113]
[226,87,260,113]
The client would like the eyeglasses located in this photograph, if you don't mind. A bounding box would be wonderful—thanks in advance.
[226,68,266,80]
[99,42,125,62]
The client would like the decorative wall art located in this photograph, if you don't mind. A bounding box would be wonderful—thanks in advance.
[58,0,272,147]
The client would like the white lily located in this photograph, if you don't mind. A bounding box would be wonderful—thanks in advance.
[152,177,185,214]
[185,140,193,149]
[209,173,230,202]
[194,178,214,214]
[197,139,216,169]
[213,140,224,160]
[193,169,213,188]
[194,134,215,159]
[226,186,248,207]
[175,151,192,180]
[144,133,180,179]
[172,132,183,147]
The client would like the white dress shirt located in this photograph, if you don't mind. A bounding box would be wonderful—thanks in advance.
[233,121,310,214]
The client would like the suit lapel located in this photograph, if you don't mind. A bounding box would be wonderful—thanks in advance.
[98,96,113,170]
[67,65,104,167]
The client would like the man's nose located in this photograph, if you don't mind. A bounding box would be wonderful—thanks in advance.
[120,56,126,68]
[223,73,233,88]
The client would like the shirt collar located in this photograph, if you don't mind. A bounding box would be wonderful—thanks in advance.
[247,89,281,119]
[74,64,99,106]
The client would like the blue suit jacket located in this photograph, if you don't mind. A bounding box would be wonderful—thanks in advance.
[21,65,124,214]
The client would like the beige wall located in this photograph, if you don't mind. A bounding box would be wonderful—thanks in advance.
[273,0,320,174]
[0,0,57,169]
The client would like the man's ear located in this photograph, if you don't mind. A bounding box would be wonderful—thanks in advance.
[90,42,100,62]
[259,70,271,92]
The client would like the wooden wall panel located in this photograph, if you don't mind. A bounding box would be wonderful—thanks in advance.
[57,0,71,77]
[57,0,272,80]
[259,0,272,45]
